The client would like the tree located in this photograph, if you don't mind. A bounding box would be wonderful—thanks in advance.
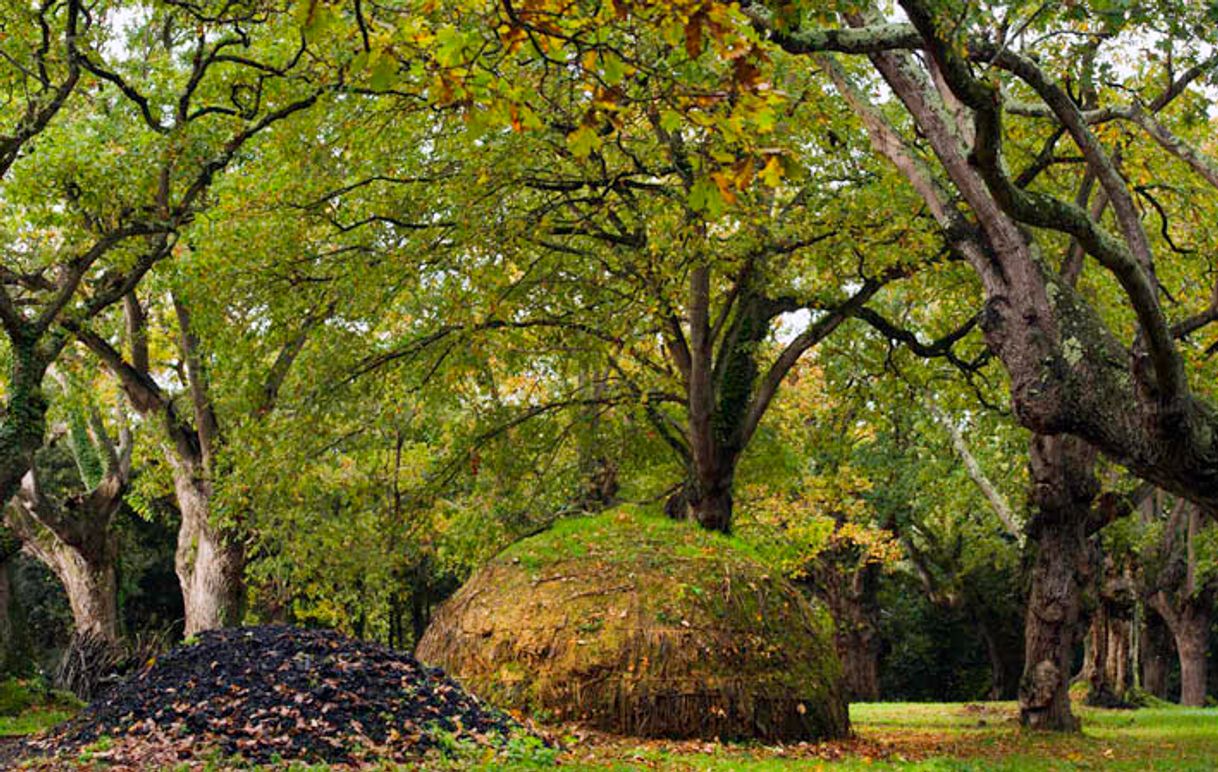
[0,0,155,508]
[45,0,324,633]
[5,381,131,646]
[1140,495,1217,706]
[735,0,1218,729]
[376,22,944,532]
[746,0,1218,523]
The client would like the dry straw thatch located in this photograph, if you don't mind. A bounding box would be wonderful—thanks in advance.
[417,507,849,741]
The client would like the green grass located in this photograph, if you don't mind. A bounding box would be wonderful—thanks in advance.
[527,702,1218,771]
[499,504,768,572]
[0,706,75,737]
[7,696,1218,769]
[0,677,82,739]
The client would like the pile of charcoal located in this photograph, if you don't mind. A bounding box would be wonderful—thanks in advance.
[21,625,528,766]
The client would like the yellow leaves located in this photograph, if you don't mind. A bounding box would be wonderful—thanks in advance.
[709,171,738,206]
[567,124,601,159]
[760,154,784,187]
[834,520,902,566]
[430,73,457,106]
[497,23,526,54]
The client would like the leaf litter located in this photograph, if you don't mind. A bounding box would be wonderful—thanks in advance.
[14,626,531,767]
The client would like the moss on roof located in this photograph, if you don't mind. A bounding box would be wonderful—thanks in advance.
[417,506,849,741]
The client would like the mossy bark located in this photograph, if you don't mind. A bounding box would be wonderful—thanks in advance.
[807,556,881,702]
[0,342,49,508]
[680,285,775,534]
[1083,555,1136,706]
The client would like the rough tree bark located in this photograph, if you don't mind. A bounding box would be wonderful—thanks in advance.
[26,536,118,642]
[1140,607,1173,699]
[1080,552,1136,706]
[74,295,242,634]
[1019,434,1101,731]
[807,557,881,701]
[750,1,1218,517]
[171,467,245,635]
[77,291,324,634]
[665,264,876,533]
[753,11,1205,729]
[1145,501,1214,707]
[1152,593,1212,707]
[1171,603,1211,708]
[4,406,131,643]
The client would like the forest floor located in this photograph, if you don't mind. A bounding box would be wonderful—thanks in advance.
[4,698,1217,769]
[548,702,1218,771]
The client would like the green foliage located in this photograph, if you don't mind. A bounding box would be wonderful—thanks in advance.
[1,0,1215,731]
[0,676,81,718]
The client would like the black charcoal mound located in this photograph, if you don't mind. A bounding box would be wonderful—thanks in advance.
[21,625,526,765]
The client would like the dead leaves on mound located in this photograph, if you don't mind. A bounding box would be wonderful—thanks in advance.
[18,626,531,768]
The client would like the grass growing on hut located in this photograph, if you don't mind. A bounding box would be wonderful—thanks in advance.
[417,506,848,742]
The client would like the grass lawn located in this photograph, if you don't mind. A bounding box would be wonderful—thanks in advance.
[540,702,1218,771]
[0,707,75,737]
[7,700,1218,769]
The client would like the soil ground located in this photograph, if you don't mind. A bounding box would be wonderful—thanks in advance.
[6,699,1217,769]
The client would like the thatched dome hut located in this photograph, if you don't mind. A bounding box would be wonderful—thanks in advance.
[416,508,849,741]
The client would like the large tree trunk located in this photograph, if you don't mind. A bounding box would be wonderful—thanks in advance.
[664,471,736,534]
[807,560,881,702]
[1159,598,1212,707]
[173,469,244,635]
[786,18,1218,516]
[1021,516,1087,730]
[689,481,733,534]
[40,543,118,642]
[1140,607,1173,699]
[839,632,880,702]
[1085,610,1133,705]
[1175,610,1209,707]
[679,269,797,536]
[1019,435,1099,732]
[7,467,125,644]
[13,511,123,699]
[1085,556,1135,706]
[1146,501,1214,707]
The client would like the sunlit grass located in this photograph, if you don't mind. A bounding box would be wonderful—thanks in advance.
[0,707,75,737]
[541,701,1218,771]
